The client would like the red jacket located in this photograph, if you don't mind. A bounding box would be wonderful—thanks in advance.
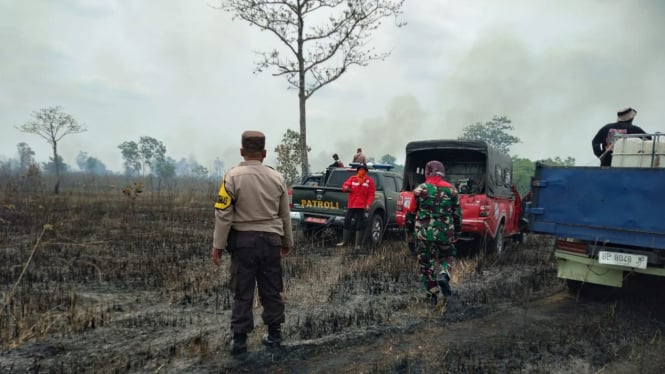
[342,175,376,209]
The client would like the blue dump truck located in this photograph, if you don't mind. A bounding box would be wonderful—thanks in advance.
[526,133,665,290]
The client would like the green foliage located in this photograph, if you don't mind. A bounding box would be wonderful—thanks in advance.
[540,156,576,166]
[118,141,140,175]
[459,115,520,154]
[175,157,209,178]
[379,154,397,165]
[511,157,536,196]
[42,155,69,175]
[154,158,176,180]
[118,136,167,177]
[138,136,167,173]
[190,164,208,178]
[76,151,108,175]
[24,164,42,189]
[512,156,576,196]
[274,129,310,186]
[17,142,35,172]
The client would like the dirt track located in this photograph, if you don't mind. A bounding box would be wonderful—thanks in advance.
[2,199,665,373]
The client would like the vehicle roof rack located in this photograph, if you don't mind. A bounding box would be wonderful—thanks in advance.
[348,162,394,171]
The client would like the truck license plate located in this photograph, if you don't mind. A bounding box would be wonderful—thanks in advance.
[305,217,327,224]
[598,251,648,269]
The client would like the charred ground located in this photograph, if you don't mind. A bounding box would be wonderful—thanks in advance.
[1,189,665,373]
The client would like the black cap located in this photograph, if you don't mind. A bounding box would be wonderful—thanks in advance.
[357,163,368,172]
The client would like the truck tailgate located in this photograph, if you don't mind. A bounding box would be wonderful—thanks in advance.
[291,185,347,216]
[527,165,665,249]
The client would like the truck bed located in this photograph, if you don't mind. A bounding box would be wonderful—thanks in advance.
[527,164,665,249]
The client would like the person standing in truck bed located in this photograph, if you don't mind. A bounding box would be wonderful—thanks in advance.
[352,148,367,164]
[329,153,344,168]
[406,160,462,310]
[592,107,648,166]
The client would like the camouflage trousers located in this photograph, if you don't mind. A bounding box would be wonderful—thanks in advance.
[416,240,456,294]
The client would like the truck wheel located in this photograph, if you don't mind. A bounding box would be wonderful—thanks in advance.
[518,231,528,246]
[367,214,384,246]
[302,224,318,241]
[517,219,529,246]
[566,279,583,294]
[486,223,505,255]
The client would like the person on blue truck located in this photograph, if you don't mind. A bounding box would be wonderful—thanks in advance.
[406,160,462,309]
[336,163,376,249]
[592,107,648,166]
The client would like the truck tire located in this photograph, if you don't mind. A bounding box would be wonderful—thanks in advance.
[566,279,583,294]
[517,218,529,245]
[566,280,613,299]
[518,231,528,246]
[366,214,384,246]
[302,224,316,240]
[486,223,505,256]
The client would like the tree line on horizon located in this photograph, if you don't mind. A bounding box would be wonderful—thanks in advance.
[5,107,573,198]
[274,115,576,196]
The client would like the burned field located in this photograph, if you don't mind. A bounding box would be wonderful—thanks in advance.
[2,189,665,373]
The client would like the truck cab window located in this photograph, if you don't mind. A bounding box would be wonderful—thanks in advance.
[383,176,396,193]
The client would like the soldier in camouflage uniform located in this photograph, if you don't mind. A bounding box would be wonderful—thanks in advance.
[406,160,462,307]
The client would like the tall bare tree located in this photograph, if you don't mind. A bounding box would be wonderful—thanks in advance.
[218,0,405,176]
[16,106,87,194]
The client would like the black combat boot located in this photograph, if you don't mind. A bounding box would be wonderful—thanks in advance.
[230,333,247,355]
[437,269,452,296]
[262,325,282,348]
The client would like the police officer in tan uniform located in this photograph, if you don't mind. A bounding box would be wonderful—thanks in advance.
[211,130,293,355]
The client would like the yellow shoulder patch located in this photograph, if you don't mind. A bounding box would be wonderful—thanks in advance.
[214,178,232,210]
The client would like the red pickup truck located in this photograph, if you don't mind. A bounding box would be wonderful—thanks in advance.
[395,140,527,255]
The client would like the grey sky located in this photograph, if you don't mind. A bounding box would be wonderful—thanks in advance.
[2,0,664,174]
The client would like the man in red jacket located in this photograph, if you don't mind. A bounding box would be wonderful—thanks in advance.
[336,163,376,249]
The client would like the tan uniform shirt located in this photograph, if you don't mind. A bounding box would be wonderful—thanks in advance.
[213,160,293,250]
[352,153,367,164]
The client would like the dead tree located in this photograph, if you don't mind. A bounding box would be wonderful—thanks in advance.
[218,0,405,176]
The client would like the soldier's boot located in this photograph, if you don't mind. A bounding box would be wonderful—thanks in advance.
[407,241,417,257]
[437,269,452,297]
[427,287,447,313]
[336,229,353,247]
[354,230,363,250]
[438,258,454,296]
[262,324,282,348]
[230,333,247,355]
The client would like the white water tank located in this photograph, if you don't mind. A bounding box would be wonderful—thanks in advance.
[612,137,665,168]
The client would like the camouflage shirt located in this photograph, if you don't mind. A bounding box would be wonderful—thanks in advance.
[406,176,462,244]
